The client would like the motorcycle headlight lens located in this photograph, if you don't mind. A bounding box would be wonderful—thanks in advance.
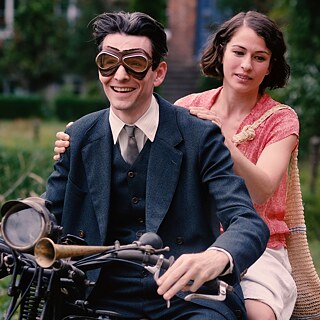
[0,197,57,252]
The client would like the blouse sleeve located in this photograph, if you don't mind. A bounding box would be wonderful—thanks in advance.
[263,107,299,147]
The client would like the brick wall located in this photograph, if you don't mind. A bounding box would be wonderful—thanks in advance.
[167,0,197,64]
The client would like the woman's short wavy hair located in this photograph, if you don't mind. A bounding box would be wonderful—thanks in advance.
[91,11,168,70]
[201,11,290,93]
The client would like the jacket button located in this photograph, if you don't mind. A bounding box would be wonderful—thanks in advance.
[132,197,139,204]
[79,230,86,238]
[176,237,184,245]
[128,171,135,178]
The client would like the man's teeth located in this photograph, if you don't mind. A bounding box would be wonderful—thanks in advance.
[114,87,134,92]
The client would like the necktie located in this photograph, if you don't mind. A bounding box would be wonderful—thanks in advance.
[124,125,139,164]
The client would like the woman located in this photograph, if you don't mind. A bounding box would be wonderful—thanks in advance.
[53,11,298,320]
[175,11,298,320]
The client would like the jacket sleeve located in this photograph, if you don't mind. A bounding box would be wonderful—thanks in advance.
[199,123,270,282]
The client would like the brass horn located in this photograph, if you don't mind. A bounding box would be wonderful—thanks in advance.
[34,237,114,268]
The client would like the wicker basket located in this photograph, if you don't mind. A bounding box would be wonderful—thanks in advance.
[285,147,320,319]
[233,105,320,319]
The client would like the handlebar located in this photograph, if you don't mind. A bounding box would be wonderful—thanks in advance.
[0,233,234,308]
[49,239,234,304]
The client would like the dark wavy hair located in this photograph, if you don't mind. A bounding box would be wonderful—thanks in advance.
[201,11,290,93]
[91,11,168,70]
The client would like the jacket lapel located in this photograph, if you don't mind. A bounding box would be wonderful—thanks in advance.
[146,96,183,233]
[80,99,184,238]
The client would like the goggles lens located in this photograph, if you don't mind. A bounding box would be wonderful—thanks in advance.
[96,48,153,79]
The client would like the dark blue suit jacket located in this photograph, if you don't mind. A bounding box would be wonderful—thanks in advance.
[46,93,269,314]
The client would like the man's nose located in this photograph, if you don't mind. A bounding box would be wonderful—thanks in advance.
[114,64,130,80]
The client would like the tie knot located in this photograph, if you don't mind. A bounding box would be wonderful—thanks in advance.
[124,125,136,138]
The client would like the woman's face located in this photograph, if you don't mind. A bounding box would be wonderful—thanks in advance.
[222,26,271,95]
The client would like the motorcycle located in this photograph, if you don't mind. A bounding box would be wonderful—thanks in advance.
[0,197,233,320]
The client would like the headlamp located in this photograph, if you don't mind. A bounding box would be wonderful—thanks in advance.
[0,197,61,252]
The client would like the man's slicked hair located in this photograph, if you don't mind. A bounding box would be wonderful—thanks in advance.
[91,11,168,70]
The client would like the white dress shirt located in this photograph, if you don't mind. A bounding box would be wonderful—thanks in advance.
[109,95,159,159]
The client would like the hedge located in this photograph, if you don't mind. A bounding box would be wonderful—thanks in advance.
[0,95,109,120]
[54,96,109,121]
[0,95,43,119]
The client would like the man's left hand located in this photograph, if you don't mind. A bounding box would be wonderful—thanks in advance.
[156,249,229,301]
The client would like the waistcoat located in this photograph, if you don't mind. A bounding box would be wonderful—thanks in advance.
[106,141,151,246]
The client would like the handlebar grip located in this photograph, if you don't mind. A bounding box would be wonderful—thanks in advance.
[0,241,13,278]
[203,278,234,293]
[116,250,173,269]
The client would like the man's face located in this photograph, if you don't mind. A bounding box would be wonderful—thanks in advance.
[98,33,167,124]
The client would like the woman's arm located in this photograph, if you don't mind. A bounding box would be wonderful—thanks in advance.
[188,106,297,204]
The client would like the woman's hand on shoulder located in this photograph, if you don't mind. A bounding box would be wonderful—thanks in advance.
[189,107,222,128]
[53,122,73,161]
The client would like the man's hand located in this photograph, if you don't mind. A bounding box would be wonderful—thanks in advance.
[53,122,73,161]
[156,249,229,301]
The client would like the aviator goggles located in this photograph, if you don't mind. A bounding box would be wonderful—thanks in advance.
[95,48,154,80]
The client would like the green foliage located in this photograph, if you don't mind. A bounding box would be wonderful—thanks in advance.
[279,0,320,156]
[216,0,274,14]
[63,0,120,80]
[129,0,167,25]
[0,277,14,320]
[0,0,69,92]
[54,96,109,121]
[0,120,64,206]
[0,0,130,93]
[300,160,320,240]
[0,94,108,121]
[0,95,44,119]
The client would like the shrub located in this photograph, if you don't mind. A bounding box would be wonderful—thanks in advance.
[0,95,43,119]
[54,96,109,121]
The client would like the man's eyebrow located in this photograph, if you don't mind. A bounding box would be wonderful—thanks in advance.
[103,46,119,51]
[102,46,144,53]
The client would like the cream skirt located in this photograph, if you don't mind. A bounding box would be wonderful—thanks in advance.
[241,247,297,320]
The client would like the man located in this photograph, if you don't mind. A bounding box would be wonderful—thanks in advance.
[47,11,269,319]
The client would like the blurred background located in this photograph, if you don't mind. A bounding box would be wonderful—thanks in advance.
[0,0,320,314]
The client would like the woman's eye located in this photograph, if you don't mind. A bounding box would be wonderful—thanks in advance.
[233,50,244,56]
[255,56,266,62]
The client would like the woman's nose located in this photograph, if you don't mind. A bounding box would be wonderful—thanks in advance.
[241,57,253,71]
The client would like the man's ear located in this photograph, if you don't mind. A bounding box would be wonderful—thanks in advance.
[154,61,167,87]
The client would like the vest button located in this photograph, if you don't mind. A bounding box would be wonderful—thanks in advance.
[79,230,86,238]
[132,197,139,204]
[176,237,184,245]
[138,217,144,224]
[128,171,135,178]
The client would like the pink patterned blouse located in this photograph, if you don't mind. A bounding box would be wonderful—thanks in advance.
[175,87,299,248]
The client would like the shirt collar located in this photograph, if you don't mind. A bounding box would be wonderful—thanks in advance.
[109,95,159,144]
